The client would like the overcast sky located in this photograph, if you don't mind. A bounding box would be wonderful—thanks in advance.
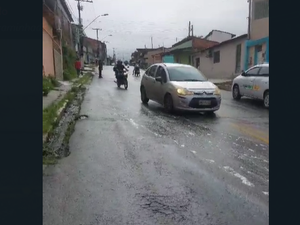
[67,0,248,60]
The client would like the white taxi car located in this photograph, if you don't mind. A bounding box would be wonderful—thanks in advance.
[140,63,221,114]
[232,63,269,108]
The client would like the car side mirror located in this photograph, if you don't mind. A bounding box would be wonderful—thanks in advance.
[241,71,246,76]
[155,77,162,83]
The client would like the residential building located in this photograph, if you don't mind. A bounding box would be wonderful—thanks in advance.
[244,0,269,70]
[192,34,247,79]
[54,0,74,48]
[144,47,167,66]
[43,0,74,80]
[152,48,172,63]
[134,49,151,69]
[168,36,219,65]
[43,4,55,77]
[82,37,107,63]
[204,30,235,43]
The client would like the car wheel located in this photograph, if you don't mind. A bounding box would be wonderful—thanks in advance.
[205,111,215,115]
[263,91,269,108]
[164,94,174,113]
[141,86,149,104]
[232,84,242,100]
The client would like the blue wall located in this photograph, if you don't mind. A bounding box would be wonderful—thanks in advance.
[162,55,174,63]
[244,36,269,70]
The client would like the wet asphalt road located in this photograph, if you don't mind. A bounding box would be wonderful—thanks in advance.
[43,66,269,225]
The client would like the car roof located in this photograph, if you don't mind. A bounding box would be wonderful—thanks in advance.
[254,63,269,67]
[151,63,193,68]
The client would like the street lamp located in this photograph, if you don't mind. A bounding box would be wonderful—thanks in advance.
[83,14,109,31]
[101,34,112,41]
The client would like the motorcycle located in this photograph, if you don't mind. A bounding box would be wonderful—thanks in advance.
[116,69,128,89]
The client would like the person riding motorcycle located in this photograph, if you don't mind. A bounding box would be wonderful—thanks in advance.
[133,63,140,75]
[113,60,128,80]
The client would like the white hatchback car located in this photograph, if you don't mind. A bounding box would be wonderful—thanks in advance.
[232,63,269,108]
[140,63,221,113]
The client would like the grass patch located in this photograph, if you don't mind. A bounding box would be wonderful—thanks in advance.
[43,77,61,96]
[73,73,93,86]
[43,91,75,134]
[43,73,92,134]
[43,147,58,165]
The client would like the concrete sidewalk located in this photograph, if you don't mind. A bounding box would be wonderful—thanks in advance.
[43,81,73,109]
[43,66,97,110]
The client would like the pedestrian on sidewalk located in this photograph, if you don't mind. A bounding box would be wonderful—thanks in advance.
[98,59,103,78]
[75,58,81,77]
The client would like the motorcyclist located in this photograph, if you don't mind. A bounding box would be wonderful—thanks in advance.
[113,60,128,81]
[133,63,140,75]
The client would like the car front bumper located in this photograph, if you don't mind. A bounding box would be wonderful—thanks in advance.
[173,94,221,112]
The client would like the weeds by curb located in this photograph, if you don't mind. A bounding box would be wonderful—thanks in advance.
[43,73,93,167]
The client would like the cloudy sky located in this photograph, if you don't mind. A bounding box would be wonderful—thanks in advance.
[67,0,248,60]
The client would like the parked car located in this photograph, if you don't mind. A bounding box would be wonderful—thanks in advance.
[232,63,269,108]
[140,63,221,113]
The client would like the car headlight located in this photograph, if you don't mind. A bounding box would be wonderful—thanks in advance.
[177,88,194,96]
[214,87,221,95]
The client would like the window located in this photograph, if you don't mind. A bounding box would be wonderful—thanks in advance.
[148,65,157,77]
[156,66,167,83]
[258,66,269,76]
[145,68,150,76]
[167,66,207,82]
[213,51,220,63]
[246,67,261,76]
[254,0,269,20]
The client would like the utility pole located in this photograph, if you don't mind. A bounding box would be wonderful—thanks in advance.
[188,21,191,36]
[191,25,194,36]
[76,0,93,67]
[247,0,252,39]
[151,36,153,49]
[92,28,101,61]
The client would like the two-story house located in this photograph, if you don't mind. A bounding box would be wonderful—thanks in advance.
[244,0,269,70]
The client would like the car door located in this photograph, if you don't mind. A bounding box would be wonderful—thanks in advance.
[153,66,168,104]
[253,66,269,100]
[142,67,152,91]
[240,67,261,97]
[144,65,158,100]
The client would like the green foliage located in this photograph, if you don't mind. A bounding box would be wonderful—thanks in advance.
[62,43,77,80]
[49,76,61,87]
[43,77,54,96]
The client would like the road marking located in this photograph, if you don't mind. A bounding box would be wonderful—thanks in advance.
[129,118,139,129]
[231,123,269,145]
[223,166,254,187]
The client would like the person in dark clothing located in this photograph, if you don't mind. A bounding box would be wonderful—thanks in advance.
[98,60,103,78]
[113,60,128,80]
[133,63,140,75]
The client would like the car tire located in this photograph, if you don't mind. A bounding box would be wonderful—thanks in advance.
[263,91,269,108]
[164,94,174,113]
[141,86,149,104]
[232,84,242,100]
[205,111,215,115]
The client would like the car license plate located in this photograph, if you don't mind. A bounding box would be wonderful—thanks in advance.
[199,100,211,105]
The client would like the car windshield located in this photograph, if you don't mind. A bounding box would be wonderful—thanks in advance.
[167,66,208,82]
